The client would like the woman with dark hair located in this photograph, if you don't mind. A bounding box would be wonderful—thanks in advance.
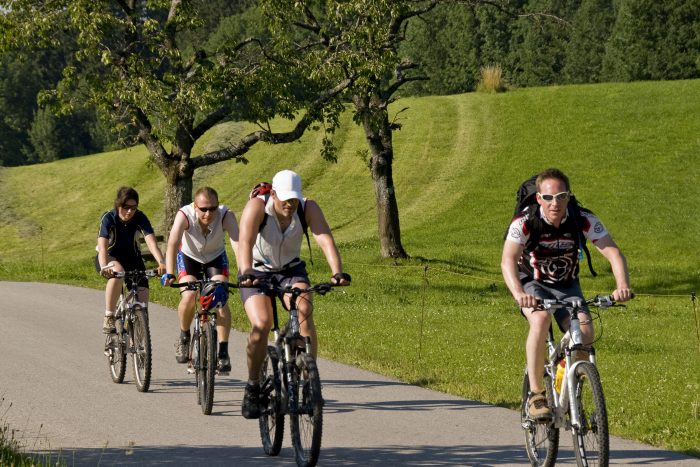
[96,186,166,333]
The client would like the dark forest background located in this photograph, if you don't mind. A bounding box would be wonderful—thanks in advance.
[1,0,697,167]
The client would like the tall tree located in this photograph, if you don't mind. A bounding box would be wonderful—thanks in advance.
[0,0,353,229]
[266,0,450,258]
[400,3,481,96]
[508,0,579,87]
[602,0,700,82]
[562,0,615,84]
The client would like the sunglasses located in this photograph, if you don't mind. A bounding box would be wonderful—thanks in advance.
[196,205,218,213]
[538,192,570,202]
[121,204,138,211]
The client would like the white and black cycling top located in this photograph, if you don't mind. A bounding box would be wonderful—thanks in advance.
[178,203,231,264]
[506,206,608,285]
[252,196,306,272]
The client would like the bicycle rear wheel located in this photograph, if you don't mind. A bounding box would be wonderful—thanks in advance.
[521,370,559,467]
[106,327,127,384]
[199,320,217,415]
[259,345,285,456]
[572,362,609,467]
[290,352,323,467]
[130,306,152,392]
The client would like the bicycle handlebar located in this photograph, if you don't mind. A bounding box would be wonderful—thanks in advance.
[250,281,341,297]
[168,279,239,291]
[537,293,634,310]
[112,269,159,279]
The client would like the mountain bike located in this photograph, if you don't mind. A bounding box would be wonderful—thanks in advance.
[257,281,339,467]
[104,269,158,392]
[521,294,631,467]
[169,279,230,415]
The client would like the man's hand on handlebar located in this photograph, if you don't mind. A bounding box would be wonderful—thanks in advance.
[238,271,259,287]
[514,292,538,309]
[612,287,633,303]
[331,272,351,286]
[161,273,175,287]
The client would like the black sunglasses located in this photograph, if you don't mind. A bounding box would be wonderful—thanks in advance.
[196,205,218,212]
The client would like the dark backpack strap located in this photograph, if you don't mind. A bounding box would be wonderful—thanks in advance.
[297,200,313,265]
[568,203,598,277]
[257,193,271,233]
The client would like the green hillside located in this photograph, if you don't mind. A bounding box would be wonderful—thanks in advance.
[1,80,699,455]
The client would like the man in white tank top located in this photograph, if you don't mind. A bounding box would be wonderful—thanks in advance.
[161,187,239,374]
[237,170,351,419]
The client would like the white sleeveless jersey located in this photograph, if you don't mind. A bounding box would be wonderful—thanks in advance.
[252,197,305,271]
[178,203,230,263]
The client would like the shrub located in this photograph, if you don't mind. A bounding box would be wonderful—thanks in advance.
[476,64,507,93]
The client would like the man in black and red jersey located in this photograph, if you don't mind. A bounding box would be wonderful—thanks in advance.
[501,168,632,420]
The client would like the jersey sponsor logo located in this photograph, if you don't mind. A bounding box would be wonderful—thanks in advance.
[594,221,604,234]
[538,238,576,251]
[531,253,577,282]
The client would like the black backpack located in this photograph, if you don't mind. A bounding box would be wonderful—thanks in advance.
[507,175,597,277]
[249,182,313,264]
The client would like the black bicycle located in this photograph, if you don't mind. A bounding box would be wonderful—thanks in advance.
[521,294,631,467]
[169,279,228,415]
[257,281,339,467]
[104,269,158,392]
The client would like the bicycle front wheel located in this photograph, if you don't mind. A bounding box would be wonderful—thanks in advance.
[259,345,284,456]
[572,362,609,467]
[290,352,323,467]
[131,306,152,392]
[521,370,559,467]
[199,320,217,415]
[106,328,126,384]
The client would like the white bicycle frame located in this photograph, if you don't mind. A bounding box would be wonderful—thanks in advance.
[543,298,596,431]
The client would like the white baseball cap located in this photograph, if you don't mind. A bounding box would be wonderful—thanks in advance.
[272,170,303,201]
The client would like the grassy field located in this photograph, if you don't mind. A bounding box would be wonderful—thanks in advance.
[1,79,699,456]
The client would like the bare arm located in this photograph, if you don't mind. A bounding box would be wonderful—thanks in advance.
[305,200,346,281]
[501,239,537,308]
[237,199,266,277]
[164,211,188,283]
[97,237,113,277]
[143,233,166,275]
[594,235,632,301]
[222,210,240,265]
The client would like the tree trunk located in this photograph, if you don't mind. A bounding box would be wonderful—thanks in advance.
[355,95,409,259]
[161,161,193,235]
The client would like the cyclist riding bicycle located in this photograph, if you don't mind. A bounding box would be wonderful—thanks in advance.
[237,170,350,419]
[96,186,166,334]
[161,186,240,374]
[501,168,632,421]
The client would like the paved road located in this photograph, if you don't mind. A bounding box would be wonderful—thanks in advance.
[1,282,697,466]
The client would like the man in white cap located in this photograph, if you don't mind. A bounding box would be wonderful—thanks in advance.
[237,169,351,419]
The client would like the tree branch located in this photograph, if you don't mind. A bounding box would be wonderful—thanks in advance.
[193,75,355,169]
[131,108,172,171]
[388,1,439,38]
[191,105,231,141]
[382,61,428,100]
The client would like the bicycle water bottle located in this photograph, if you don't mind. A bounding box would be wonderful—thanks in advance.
[555,359,565,393]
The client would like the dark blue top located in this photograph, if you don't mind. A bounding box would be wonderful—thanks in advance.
[98,209,155,262]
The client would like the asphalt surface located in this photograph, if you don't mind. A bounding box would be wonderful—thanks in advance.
[1,282,698,466]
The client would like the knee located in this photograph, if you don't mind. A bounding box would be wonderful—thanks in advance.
[528,314,550,334]
[180,291,196,307]
[250,321,272,338]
